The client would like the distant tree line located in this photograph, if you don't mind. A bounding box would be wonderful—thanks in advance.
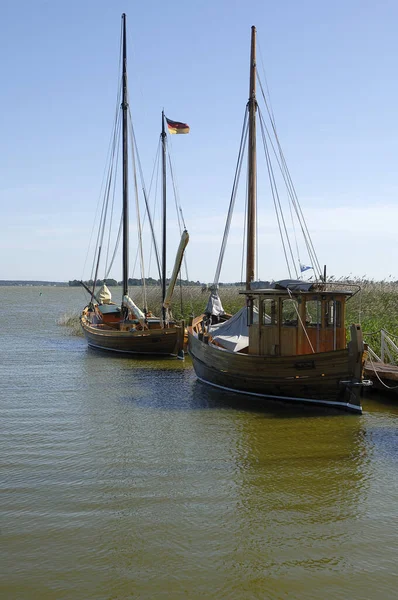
[0,279,271,288]
[68,279,271,288]
[0,280,67,287]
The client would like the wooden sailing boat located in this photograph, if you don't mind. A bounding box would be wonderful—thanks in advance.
[80,14,188,356]
[188,26,369,412]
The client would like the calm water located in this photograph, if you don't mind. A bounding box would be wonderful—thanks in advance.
[1,286,398,599]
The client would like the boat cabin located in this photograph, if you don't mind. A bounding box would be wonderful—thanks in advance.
[243,287,352,356]
[97,303,121,324]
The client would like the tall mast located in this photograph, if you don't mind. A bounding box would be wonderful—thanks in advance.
[121,13,129,298]
[246,25,257,290]
[161,110,167,321]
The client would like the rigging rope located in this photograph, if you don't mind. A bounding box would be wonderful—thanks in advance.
[84,29,124,286]
[126,94,147,310]
[288,198,301,274]
[163,133,193,315]
[130,114,162,282]
[258,98,319,276]
[213,109,249,286]
[92,108,122,288]
[104,214,122,280]
[211,71,324,287]
[164,132,192,318]
[257,40,277,133]
[287,288,315,353]
[104,114,122,277]
[167,149,190,283]
[165,135,191,317]
[259,109,296,279]
[129,137,161,284]
[166,141,187,231]
[146,140,162,280]
[257,72,322,279]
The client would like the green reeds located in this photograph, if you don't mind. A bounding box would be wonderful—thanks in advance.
[57,312,83,336]
[59,280,398,359]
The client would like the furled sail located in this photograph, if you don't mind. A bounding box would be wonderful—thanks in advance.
[205,286,225,317]
[163,230,189,311]
[209,306,267,352]
[98,284,112,304]
[123,295,145,322]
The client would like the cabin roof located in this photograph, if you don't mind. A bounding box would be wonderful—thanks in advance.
[237,279,355,298]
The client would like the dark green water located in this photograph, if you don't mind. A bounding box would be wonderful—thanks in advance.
[1,287,398,599]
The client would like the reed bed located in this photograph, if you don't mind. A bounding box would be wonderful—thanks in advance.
[57,286,244,337]
[345,280,398,358]
[57,311,83,336]
[346,280,398,334]
[59,281,398,357]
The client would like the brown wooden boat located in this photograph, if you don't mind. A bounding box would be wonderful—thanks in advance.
[81,305,185,356]
[188,26,369,412]
[188,287,367,413]
[80,14,188,357]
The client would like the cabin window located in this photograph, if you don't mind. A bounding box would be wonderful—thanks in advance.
[326,300,341,328]
[262,299,277,325]
[282,299,299,327]
[305,299,321,327]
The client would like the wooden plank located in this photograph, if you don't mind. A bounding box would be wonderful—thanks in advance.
[364,361,398,382]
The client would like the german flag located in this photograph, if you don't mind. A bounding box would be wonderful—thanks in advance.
[165,117,190,134]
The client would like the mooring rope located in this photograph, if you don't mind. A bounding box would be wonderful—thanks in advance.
[367,353,398,390]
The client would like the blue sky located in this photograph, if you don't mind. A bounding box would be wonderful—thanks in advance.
[1,0,398,283]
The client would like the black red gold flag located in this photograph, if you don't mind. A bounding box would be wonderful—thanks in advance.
[165,117,190,134]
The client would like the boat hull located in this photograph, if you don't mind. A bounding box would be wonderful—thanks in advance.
[188,331,363,413]
[81,316,183,356]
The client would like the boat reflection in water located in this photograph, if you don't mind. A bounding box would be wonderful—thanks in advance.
[187,379,372,595]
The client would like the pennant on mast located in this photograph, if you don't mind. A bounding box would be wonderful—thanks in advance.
[300,263,313,273]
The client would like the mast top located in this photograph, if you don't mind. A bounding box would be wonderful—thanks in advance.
[249,26,256,98]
